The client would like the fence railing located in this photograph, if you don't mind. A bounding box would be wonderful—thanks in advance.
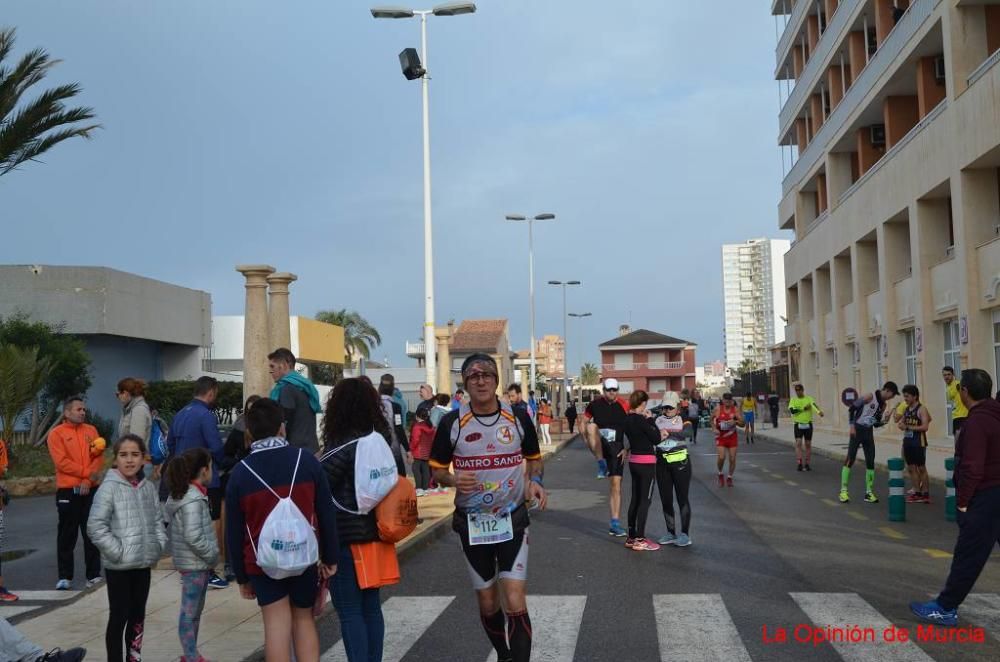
[601,362,687,372]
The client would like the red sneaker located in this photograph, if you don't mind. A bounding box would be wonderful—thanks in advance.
[727,476,734,487]
[717,473,725,487]
[0,587,18,602]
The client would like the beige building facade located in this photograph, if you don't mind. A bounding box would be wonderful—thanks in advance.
[772,0,1000,437]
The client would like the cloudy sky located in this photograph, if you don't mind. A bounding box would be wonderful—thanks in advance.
[2,0,791,371]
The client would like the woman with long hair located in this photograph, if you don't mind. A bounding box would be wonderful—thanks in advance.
[319,379,391,662]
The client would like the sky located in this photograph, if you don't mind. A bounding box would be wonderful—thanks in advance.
[2,0,792,372]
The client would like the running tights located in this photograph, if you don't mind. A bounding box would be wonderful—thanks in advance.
[656,458,692,535]
[481,608,532,662]
[626,463,656,539]
[106,567,151,662]
[845,430,876,470]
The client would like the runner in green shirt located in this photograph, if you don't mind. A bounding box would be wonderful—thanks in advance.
[789,383,824,472]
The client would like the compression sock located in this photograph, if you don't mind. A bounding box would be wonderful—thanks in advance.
[481,609,511,659]
[597,458,608,475]
[865,469,875,493]
[505,610,533,662]
[841,466,851,489]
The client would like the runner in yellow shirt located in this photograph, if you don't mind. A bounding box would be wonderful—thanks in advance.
[788,383,824,471]
[943,366,968,437]
[741,395,756,444]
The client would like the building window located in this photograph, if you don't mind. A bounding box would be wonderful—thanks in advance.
[992,310,1000,388]
[874,336,884,387]
[813,352,820,372]
[649,378,667,393]
[647,351,665,368]
[943,319,961,374]
[613,352,633,370]
[903,329,917,386]
[617,380,635,394]
[831,347,838,370]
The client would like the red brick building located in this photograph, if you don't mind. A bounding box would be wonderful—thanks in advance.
[599,328,697,396]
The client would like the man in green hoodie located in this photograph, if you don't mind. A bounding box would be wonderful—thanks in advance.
[268,348,322,453]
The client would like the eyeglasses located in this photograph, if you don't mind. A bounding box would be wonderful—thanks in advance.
[465,372,497,383]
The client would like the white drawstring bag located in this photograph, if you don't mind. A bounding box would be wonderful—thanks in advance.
[327,431,399,514]
[242,449,319,579]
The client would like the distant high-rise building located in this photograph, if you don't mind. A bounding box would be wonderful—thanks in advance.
[536,334,565,378]
[722,238,790,369]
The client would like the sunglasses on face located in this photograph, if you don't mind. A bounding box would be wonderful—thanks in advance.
[605,388,618,393]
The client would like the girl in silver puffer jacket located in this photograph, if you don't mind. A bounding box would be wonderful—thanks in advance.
[87,434,167,662]
[164,448,218,662]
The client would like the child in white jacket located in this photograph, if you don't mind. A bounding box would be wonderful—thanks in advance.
[164,448,218,662]
[87,434,167,662]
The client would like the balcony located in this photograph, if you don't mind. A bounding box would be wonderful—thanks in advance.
[930,257,959,316]
[785,320,800,345]
[843,301,857,339]
[978,238,1000,306]
[866,290,884,335]
[776,0,812,75]
[783,0,942,195]
[824,312,835,347]
[405,341,426,357]
[779,0,860,133]
[894,276,915,326]
[601,361,687,375]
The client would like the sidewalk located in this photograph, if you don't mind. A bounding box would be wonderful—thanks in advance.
[13,431,579,661]
[754,417,956,481]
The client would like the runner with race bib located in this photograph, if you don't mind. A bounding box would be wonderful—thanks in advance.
[430,354,545,662]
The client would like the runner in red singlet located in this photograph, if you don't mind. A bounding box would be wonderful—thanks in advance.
[712,392,745,487]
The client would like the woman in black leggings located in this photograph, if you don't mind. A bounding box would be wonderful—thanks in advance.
[654,404,693,547]
[619,390,662,551]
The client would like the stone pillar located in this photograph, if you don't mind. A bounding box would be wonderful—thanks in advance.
[237,265,275,400]
[435,322,454,395]
[267,272,298,351]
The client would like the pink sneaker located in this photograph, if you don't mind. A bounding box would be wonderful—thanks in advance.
[632,538,661,551]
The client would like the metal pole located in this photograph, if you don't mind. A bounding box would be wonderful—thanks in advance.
[420,12,437,389]
[528,218,536,394]
[562,284,569,412]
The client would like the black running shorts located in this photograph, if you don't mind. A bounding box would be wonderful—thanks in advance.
[903,442,926,467]
[601,439,625,477]
[793,422,814,441]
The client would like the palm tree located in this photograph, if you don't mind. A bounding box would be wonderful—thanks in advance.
[580,362,600,386]
[315,309,382,369]
[1,27,99,177]
[0,344,52,455]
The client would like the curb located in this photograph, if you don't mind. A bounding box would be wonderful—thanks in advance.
[397,433,580,562]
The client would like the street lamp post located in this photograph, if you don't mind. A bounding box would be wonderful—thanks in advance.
[506,213,555,393]
[372,2,477,389]
[547,280,581,412]
[568,311,592,406]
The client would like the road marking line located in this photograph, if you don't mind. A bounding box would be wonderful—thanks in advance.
[748,463,758,468]
[322,596,453,662]
[879,527,907,540]
[486,595,586,662]
[11,590,81,601]
[653,594,752,662]
[791,593,935,662]
[961,594,1000,639]
[847,511,869,521]
[821,498,839,507]
[0,605,39,618]
[923,548,953,559]
[771,473,785,479]
[801,489,816,495]
[785,480,799,486]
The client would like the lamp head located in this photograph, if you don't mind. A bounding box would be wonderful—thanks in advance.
[547,280,562,285]
[534,213,555,220]
[432,2,476,16]
[371,6,416,18]
[505,214,527,221]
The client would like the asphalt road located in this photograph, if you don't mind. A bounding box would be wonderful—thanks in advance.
[3,492,85,591]
[312,434,1000,661]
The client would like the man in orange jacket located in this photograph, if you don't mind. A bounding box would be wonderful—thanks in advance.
[47,397,105,590]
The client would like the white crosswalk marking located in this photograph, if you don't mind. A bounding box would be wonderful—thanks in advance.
[11,590,80,601]
[486,595,587,662]
[652,594,753,662]
[961,593,1000,637]
[320,595,453,662]
[791,593,935,662]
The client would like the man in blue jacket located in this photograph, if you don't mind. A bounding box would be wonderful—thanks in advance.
[167,376,227,588]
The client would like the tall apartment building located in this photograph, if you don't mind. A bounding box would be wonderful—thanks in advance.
[722,239,791,369]
[770,0,1000,437]
[536,334,566,378]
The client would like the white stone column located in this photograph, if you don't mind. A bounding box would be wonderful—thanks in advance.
[267,272,297,352]
[237,264,275,400]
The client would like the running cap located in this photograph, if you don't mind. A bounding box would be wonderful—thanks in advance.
[460,353,499,380]
[603,378,619,390]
